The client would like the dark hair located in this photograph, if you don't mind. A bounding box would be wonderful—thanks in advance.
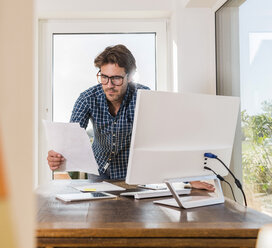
[94,44,136,77]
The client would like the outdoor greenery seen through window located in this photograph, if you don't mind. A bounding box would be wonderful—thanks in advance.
[242,101,272,214]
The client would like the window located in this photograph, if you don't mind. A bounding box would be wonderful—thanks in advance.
[216,0,272,215]
[53,33,156,130]
[38,20,168,185]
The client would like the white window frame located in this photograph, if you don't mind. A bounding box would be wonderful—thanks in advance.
[37,19,168,186]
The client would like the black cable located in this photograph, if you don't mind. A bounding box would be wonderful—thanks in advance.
[215,157,247,207]
[204,153,247,207]
[204,166,236,202]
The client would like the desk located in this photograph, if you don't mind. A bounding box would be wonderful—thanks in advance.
[36,180,272,248]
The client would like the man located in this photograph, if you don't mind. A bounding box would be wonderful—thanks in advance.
[47,44,214,191]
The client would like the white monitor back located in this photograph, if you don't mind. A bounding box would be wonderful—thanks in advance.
[126,91,240,184]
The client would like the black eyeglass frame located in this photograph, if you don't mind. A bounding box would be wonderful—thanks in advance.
[96,70,127,86]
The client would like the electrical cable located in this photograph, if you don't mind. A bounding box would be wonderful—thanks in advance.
[204,152,247,207]
[204,166,236,202]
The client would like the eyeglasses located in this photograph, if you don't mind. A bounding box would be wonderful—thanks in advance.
[97,71,127,86]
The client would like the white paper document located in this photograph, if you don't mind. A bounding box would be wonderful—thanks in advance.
[43,121,99,175]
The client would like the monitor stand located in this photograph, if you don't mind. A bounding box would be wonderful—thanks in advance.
[153,175,225,209]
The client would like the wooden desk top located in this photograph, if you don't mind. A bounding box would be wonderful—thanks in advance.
[36,180,272,248]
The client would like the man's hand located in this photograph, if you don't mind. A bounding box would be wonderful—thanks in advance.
[190,181,215,192]
[47,150,65,171]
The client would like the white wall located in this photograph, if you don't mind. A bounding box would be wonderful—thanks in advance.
[36,0,172,18]
[177,5,215,93]
[36,0,221,94]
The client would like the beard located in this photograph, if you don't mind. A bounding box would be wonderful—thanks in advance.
[105,88,122,103]
[104,84,128,103]
[103,82,128,104]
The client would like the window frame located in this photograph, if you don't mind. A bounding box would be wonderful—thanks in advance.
[215,0,247,204]
[37,19,168,186]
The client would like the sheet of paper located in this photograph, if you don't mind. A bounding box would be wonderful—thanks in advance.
[43,120,99,175]
[72,181,125,192]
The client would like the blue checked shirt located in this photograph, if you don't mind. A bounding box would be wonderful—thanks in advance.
[70,82,150,179]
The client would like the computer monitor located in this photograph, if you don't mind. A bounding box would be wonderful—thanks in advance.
[126,90,240,185]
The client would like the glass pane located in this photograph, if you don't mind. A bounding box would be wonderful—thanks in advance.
[216,0,272,215]
[240,0,272,215]
[53,33,156,134]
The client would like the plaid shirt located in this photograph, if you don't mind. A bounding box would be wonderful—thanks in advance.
[70,82,150,179]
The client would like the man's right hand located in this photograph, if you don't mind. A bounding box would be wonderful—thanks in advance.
[47,150,65,171]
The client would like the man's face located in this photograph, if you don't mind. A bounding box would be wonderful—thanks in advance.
[100,63,128,104]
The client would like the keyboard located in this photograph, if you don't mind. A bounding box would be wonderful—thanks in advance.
[120,188,191,199]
